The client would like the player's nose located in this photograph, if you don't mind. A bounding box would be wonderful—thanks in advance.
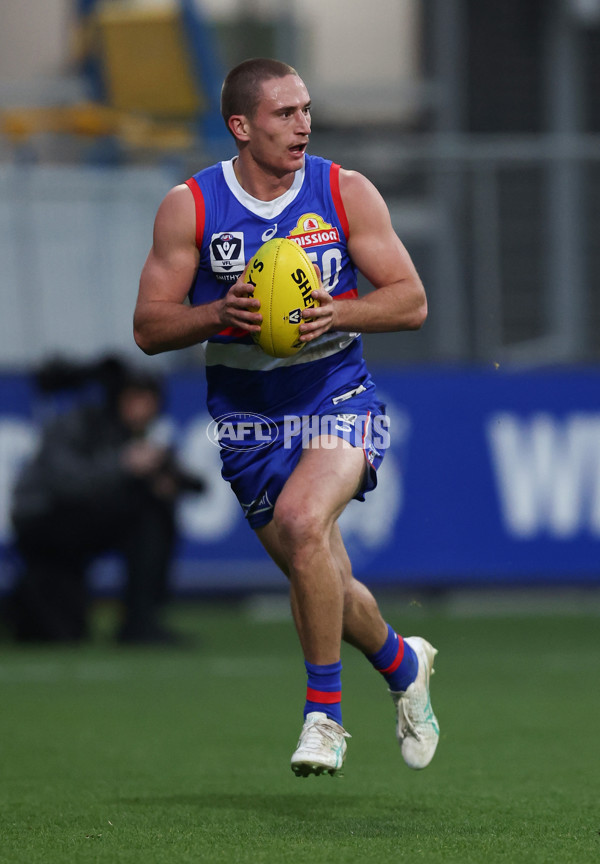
[296,111,311,134]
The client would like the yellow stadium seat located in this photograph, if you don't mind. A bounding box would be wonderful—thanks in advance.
[92,3,205,119]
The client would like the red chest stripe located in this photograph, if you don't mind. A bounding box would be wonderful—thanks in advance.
[184,177,205,249]
[333,287,358,301]
[218,325,250,338]
[329,162,350,240]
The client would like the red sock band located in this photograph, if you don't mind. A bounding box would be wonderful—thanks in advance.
[306,687,342,704]
[378,638,405,675]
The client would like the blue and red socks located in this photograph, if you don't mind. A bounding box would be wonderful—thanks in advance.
[302,627,417,724]
[304,659,343,725]
[367,623,418,692]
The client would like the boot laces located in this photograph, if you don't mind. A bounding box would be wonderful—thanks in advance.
[300,717,351,751]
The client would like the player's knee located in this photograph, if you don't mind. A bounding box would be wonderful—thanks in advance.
[274,497,326,552]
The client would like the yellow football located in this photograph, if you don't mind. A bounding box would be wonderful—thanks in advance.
[244,237,320,358]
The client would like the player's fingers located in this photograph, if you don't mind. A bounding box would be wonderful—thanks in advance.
[236,295,261,310]
[298,306,333,341]
[298,324,329,342]
[231,284,255,299]
[240,320,262,332]
[233,310,263,329]
[307,288,331,307]
[229,284,261,308]
[300,293,333,324]
[299,315,330,333]
[220,294,262,331]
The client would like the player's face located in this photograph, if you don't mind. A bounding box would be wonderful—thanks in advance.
[245,75,311,175]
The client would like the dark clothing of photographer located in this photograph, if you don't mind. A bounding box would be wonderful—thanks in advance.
[8,364,201,643]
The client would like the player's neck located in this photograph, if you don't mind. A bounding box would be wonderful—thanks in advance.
[232,154,296,202]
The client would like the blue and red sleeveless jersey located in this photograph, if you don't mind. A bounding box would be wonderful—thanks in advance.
[185,154,373,421]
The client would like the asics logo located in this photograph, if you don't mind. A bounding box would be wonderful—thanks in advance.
[261,224,278,242]
[424,695,439,735]
[329,741,345,767]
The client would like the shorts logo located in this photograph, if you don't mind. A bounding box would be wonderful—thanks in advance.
[287,213,340,249]
[335,413,358,433]
[210,232,245,280]
[241,489,274,518]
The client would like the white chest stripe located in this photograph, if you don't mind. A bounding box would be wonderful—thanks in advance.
[205,332,358,371]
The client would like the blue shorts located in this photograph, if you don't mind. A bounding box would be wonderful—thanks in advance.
[216,380,389,529]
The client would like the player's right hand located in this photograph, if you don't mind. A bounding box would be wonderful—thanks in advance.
[218,276,262,333]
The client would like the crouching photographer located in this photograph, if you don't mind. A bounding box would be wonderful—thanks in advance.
[7,356,205,644]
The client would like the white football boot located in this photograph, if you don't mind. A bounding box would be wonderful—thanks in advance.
[291,712,351,777]
[389,636,440,770]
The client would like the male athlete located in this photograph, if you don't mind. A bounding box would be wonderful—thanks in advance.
[134,58,439,776]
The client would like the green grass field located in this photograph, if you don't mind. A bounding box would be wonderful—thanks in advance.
[1,595,599,864]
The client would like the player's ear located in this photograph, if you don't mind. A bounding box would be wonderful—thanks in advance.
[228,114,250,142]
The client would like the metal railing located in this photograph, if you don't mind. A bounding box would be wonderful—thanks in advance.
[1,133,598,369]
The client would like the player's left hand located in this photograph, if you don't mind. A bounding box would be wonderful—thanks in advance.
[298,266,335,342]
[298,289,335,342]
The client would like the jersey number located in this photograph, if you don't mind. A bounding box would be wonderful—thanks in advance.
[307,249,342,293]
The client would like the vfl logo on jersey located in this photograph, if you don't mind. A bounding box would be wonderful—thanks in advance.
[287,213,340,249]
[210,232,245,280]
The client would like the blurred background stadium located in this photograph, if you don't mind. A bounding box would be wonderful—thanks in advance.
[1,0,599,598]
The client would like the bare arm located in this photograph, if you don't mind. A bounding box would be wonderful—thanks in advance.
[299,169,427,341]
[134,184,261,355]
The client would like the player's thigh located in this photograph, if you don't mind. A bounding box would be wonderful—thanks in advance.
[275,434,366,535]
